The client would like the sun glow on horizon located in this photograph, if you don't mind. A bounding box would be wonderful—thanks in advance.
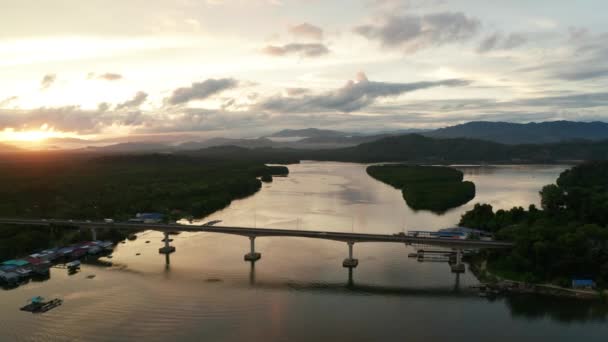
[0,125,66,143]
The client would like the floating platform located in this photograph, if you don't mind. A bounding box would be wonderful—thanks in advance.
[450,263,466,273]
[20,298,63,313]
[244,252,261,261]
[342,258,359,268]
[158,246,176,254]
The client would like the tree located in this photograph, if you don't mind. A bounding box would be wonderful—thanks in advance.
[459,203,496,231]
[540,184,565,213]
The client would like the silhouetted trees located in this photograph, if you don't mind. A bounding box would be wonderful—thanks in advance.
[367,165,475,213]
[460,161,608,287]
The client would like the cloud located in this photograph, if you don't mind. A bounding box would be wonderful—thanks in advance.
[98,72,123,81]
[87,72,123,81]
[517,33,608,81]
[285,87,310,96]
[40,74,56,90]
[0,96,18,107]
[568,26,589,42]
[516,92,608,108]
[3,90,607,138]
[368,0,447,11]
[97,102,110,112]
[288,23,323,41]
[261,43,329,57]
[116,91,148,109]
[0,106,116,134]
[553,68,608,81]
[477,32,527,53]
[257,72,470,113]
[354,12,480,53]
[166,78,238,105]
[477,33,500,53]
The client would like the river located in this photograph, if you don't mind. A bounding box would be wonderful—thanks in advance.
[1,162,607,341]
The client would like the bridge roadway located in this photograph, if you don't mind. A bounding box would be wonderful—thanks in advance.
[0,218,512,250]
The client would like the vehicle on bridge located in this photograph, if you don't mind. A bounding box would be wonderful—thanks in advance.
[406,227,494,240]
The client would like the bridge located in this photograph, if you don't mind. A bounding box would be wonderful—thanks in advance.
[0,218,513,272]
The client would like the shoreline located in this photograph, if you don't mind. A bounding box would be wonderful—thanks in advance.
[468,257,605,301]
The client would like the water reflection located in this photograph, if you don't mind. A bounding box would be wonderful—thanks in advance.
[4,163,606,341]
[347,267,354,287]
[506,295,608,323]
[453,272,461,292]
[249,260,256,285]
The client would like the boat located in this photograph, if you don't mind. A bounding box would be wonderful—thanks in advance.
[20,296,63,313]
[87,246,102,255]
[14,267,32,278]
[66,260,81,272]
[203,220,222,226]
[98,241,114,251]
[0,270,20,284]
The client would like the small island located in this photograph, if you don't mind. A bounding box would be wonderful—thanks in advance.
[366,164,476,213]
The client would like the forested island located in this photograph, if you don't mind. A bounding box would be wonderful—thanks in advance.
[0,154,289,260]
[460,161,608,289]
[367,165,475,213]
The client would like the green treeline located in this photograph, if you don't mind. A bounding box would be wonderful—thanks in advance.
[460,161,608,287]
[0,154,288,220]
[0,154,290,260]
[367,165,475,213]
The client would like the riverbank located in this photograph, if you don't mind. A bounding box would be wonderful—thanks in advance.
[0,155,290,261]
[469,256,605,301]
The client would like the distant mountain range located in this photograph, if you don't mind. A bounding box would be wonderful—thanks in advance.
[177,137,276,150]
[2,121,608,153]
[424,121,608,144]
[268,128,349,138]
[266,122,608,146]
[180,133,608,164]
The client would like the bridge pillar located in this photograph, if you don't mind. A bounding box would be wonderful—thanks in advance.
[90,227,97,241]
[159,231,176,254]
[342,241,358,268]
[244,236,261,261]
[450,249,465,273]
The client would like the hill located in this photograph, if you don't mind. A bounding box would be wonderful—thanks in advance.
[311,134,608,163]
[183,134,608,164]
[178,137,276,150]
[425,121,608,144]
[83,142,172,153]
[268,128,348,139]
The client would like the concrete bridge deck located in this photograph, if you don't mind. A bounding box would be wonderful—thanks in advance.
[0,218,512,250]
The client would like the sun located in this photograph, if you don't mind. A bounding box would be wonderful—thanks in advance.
[0,125,64,143]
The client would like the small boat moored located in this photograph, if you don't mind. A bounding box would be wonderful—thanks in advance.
[20,296,63,313]
[66,260,81,272]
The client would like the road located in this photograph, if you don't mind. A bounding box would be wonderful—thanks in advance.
[0,218,513,249]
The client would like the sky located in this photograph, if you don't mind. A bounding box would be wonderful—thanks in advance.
[1,0,608,146]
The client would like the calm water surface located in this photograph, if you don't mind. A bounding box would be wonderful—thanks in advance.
[2,162,607,341]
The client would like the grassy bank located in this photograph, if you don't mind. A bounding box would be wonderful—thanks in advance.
[367,165,475,212]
